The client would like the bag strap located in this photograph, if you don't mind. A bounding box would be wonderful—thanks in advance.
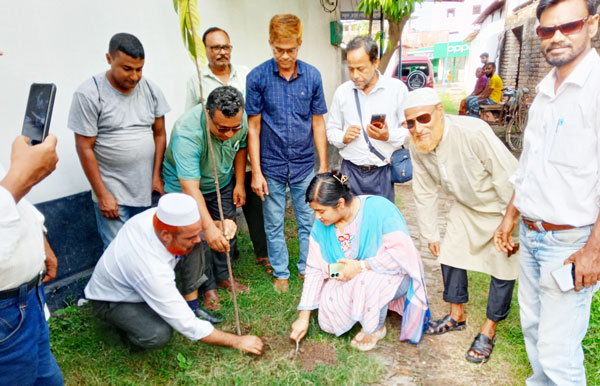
[353,89,386,162]
[91,75,103,120]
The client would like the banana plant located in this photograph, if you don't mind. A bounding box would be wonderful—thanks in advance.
[172,0,241,335]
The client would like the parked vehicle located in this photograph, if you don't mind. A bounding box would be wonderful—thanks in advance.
[388,55,434,90]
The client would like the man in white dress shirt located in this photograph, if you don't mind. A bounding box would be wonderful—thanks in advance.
[495,0,600,383]
[85,193,263,353]
[327,36,408,202]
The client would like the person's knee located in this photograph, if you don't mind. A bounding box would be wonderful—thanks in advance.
[128,323,173,350]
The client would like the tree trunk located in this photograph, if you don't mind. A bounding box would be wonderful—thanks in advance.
[368,12,374,35]
[378,16,408,72]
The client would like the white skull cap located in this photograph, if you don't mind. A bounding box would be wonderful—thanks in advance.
[156,193,200,226]
[403,87,442,110]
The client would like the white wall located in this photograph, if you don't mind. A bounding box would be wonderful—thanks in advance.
[0,0,342,204]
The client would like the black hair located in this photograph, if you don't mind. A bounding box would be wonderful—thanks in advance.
[108,33,145,59]
[206,86,244,119]
[485,62,496,69]
[202,27,230,46]
[346,36,379,63]
[537,0,598,20]
[480,52,489,58]
[305,171,354,207]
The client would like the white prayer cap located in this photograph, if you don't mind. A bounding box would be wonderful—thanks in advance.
[403,88,442,111]
[156,193,200,227]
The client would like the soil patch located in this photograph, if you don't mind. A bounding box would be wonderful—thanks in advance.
[297,341,337,371]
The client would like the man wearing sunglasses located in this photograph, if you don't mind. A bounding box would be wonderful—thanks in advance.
[494,0,600,383]
[405,88,519,364]
[161,86,248,314]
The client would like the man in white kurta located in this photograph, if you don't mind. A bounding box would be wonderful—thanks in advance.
[405,88,519,363]
[85,193,263,354]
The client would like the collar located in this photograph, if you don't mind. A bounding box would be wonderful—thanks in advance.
[269,58,303,76]
[537,48,598,97]
[351,70,384,93]
[202,63,238,80]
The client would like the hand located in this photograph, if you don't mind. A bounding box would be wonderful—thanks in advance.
[493,216,518,255]
[564,245,600,292]
[290,317,309,343]
[43,237,58,283]
[97,192,120,219]
[152,174,165,195]
[1,135,58,202]
[214,219,237,240]
[366,122,389,141]
[428,241,440,257]
[251,173,269,201]
[343,125,361,144]
[204,223,230,252]
[233,335,264,355]
[337,258,362,281]
[233,184,246,208]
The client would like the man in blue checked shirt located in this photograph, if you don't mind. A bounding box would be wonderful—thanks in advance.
[246,14,328,293]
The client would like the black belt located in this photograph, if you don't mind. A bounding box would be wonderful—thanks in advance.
[347,160,385,173]
[0,271,44,300]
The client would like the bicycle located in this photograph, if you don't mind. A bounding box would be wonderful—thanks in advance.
[504,88,531,152]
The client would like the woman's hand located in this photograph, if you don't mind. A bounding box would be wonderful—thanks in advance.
[337,258,364,282]
[290,317,309,343]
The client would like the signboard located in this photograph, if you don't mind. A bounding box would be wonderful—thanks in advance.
[433,42,470,59]
[340,11,382,20]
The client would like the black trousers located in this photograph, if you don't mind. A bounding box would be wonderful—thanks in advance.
[340,159,394,202]
[441,264,515,323]
[241,171,268,258]
[200,180,237,292]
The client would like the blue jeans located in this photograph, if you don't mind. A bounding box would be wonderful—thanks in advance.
[0,283,63,385]
[263,172,315,279]
[93,203,150,250]
[518,222,598,385]
[466,96,494,117]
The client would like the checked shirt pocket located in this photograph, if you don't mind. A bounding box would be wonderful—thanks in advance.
[0,301,26,343]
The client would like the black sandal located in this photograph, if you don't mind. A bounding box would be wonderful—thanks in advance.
[424,314,466,335]
[465,333,495,363]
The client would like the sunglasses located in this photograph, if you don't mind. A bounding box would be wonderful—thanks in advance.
[212,121,242,132]
[403,109,435,130]
[536,16,589,40]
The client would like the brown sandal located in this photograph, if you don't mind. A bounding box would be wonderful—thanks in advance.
[256,257,273,273]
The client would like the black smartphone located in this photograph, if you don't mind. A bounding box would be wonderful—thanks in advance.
[22,83,57,145]
[370,113,386,129]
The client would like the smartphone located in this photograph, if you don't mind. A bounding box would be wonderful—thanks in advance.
[370,113,386,129]
[329,262,345,279]
[551,263,575,292]
[22,83,57,145]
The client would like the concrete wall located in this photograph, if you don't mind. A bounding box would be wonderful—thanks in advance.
[0,0,342,309]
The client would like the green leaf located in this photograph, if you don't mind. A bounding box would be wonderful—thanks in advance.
[174,0,206,67]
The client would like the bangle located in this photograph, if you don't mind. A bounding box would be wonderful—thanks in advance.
[360,260,366,271]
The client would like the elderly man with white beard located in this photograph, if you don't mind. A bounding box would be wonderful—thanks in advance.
[405,88,519,364]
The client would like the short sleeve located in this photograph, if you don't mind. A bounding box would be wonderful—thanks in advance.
[171,131,203,181]
[310,70,328,116]
[145,79,171,118]
[245,69,264,116]
[67,88,100,137]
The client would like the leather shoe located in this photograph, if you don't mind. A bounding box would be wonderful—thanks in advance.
[204,289,220,311]
[194,305,224,324]
[217,278,248,293]
[273,278,289,293]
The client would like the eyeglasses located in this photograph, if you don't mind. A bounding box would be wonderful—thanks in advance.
[207,44,232,53]
[536,16,589,40]
[213,121,242,133]
[272,46,299,56]
[403,107,436,130]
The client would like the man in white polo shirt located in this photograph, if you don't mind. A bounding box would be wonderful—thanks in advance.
[495,0,600,383]
[85,193,263,353]
[326,36,408,202]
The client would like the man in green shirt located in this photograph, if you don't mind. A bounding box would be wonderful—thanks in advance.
[162,86,248,311]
